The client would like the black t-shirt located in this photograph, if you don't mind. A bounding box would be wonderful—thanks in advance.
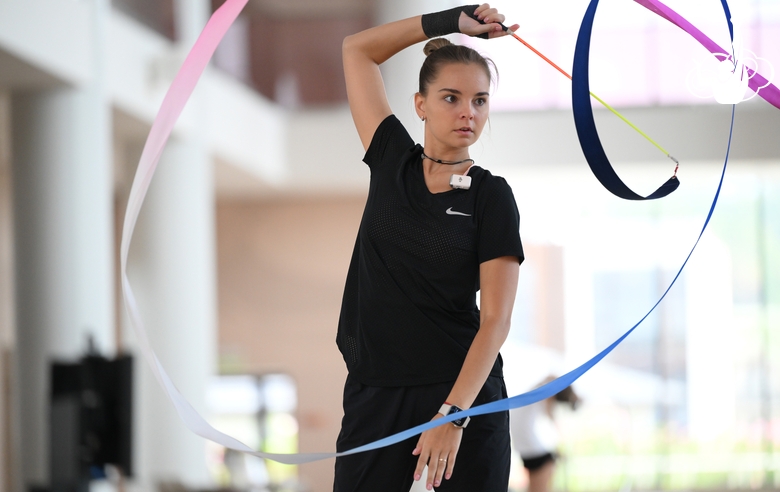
[337,115,524,386]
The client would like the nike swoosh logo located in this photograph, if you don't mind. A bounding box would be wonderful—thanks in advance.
[446,207,471,217]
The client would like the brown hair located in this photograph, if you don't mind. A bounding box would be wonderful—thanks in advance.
[418,38,496,96]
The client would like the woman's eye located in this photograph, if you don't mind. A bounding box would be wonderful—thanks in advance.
[444,95,456,103]
[475,97,487,106]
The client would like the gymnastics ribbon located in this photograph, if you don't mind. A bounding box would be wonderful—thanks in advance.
[122,0,738,465]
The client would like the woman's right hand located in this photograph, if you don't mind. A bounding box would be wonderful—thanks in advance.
[458,4,519,39]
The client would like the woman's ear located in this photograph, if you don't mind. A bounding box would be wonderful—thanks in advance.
[414,92,426,121]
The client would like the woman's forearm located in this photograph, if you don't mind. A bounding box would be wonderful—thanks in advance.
[342,16,427,67]
[444,315,511,410]
[444,255,519,410]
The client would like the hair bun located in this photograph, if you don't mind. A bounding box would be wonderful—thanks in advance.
[423,38,453,57]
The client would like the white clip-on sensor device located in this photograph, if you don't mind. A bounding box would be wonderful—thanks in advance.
[450,162,476,190]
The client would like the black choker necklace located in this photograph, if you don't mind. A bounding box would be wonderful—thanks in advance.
[421,152,474,166]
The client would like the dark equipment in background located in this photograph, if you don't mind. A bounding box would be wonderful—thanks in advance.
[49,353,133,492]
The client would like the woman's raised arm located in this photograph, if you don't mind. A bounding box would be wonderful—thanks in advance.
[342,4,514,150]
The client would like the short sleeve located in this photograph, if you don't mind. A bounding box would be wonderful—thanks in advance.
[362,115,415,170]
[477,177,525,265]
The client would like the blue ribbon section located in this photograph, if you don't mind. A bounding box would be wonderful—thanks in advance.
[572,0,680,200]
[721,0,734,43]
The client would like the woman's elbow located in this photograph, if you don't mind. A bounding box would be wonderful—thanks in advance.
[342,33,360,59]
[481,315,512,344]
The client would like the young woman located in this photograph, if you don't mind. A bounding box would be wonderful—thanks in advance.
[336,4,522,491]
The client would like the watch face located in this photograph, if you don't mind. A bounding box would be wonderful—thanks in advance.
[447,405,467,427]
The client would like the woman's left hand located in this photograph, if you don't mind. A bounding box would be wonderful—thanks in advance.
[412,414,463,490]
[459,4,520,39]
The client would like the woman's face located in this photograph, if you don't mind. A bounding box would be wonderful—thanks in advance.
[416,62,491,152]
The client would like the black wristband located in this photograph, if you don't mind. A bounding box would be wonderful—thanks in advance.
[421,5,489,40]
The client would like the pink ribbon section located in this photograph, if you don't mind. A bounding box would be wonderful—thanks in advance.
[634,0,780,110]
[118,0,339,464]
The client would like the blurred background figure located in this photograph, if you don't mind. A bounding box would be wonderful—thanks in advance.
[511,376,580,492]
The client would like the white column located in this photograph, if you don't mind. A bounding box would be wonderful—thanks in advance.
[11,65,114,492]
[11,0,114,485]
[126,1,216,487]
[0,89,17,492]
[375,0,458,137]
[174,0,210,46]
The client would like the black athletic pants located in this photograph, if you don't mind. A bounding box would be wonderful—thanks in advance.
[333,375,511,492]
